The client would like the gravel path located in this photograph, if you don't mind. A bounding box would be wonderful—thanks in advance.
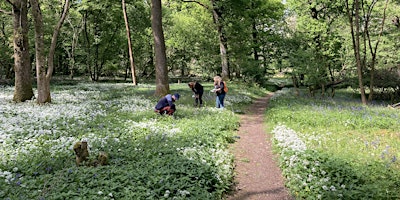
[226,94,294,200]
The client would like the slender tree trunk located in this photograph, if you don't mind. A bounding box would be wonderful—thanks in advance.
[181,0,230,80]
[211,0,229,80]
[367,0,389,101]
[83,11,93,80]
[122,0,137,85]
[30,0,70,104]
[252,20,259,61]
[346,0,367,105]
[65,18,83,79]
[151,0,169,96]
[11,0,34,102]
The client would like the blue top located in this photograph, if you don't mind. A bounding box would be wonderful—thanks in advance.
[155,94,174,110]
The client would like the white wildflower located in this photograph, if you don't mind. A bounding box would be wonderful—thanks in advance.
[164,190,170,198]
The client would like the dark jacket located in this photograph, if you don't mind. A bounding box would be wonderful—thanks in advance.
[155,94,175,110]
[192,82,204,94]
[215,82,225,95]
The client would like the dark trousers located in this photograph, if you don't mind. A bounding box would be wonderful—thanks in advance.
[195,92,203,106]
[155,105,175,115]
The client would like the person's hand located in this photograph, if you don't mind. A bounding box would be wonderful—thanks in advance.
[211,89,216,92]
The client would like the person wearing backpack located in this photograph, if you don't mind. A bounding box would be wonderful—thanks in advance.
[212,76,226,109]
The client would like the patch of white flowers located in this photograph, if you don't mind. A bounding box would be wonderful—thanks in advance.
[177,143,233,184]
[224,95,252,105]
[272,125,307,152]
[272,124,346,199]
[0,84,152,184]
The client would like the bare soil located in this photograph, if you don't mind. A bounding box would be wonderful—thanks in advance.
[226,94,294,200]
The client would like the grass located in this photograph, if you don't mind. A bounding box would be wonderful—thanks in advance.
[0,80,266,200]
[3,80,399,199]
[266,87,400,199]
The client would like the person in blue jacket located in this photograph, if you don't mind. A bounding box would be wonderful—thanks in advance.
[154,93,180,115]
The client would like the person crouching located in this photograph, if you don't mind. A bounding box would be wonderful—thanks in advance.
[154,93,180,115]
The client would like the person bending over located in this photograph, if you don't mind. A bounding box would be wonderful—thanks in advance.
[154,93,180,115]
[188,81,204,107]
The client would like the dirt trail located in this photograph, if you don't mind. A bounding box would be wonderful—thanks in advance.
[227,94,294,200]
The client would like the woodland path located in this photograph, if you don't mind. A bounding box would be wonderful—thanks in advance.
[226,94,294,200]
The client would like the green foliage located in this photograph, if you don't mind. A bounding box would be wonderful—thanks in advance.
[267,88,400,199]
[0,81,266,199]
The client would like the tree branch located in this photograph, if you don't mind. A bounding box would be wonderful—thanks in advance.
[47,0,71,78]
[5,0,15,7]
[181,0,209,10]
[2,0,14,15]
[0,9,13,16]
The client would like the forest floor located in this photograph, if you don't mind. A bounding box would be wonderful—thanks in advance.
[226,94,295,200]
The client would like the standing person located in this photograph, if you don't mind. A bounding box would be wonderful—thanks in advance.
[212,76,226,109]
[154,93,180,115]
[188,81,204,107]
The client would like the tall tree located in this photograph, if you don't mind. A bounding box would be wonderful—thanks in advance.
[63,13,84,79]
[30,0,70,103]
[151,0,169,96]
[2,0,34,102]
[122,0,137,85]
[181,0,229,80]
[211,0,229,80]
[363,0,390,101]
[346,0,367,104]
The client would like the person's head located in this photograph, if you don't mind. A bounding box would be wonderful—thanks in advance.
[172,93,180,101]
[188,82,195,89]
[213,76,222,84]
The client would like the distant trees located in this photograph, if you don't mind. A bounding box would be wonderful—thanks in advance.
[285,0,400,103]
[1,0,400,103]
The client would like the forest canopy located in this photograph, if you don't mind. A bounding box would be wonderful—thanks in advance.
[0,0,399,103]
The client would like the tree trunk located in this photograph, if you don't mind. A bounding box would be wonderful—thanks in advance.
[151,0,169,96]
[122,0,137,85]
[354,0,367,105]
[30,0,70,104]
[252,20,259,61]
[65,18,83,80]
[211,0,229,80]
[83,11,93,80]
[367,0,389,101]
[11,0,34,102]
[31,0,50,103]
[181,0,230,80]
[346,0,367,105]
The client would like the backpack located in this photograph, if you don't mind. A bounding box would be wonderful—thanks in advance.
[223,81,228,93]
